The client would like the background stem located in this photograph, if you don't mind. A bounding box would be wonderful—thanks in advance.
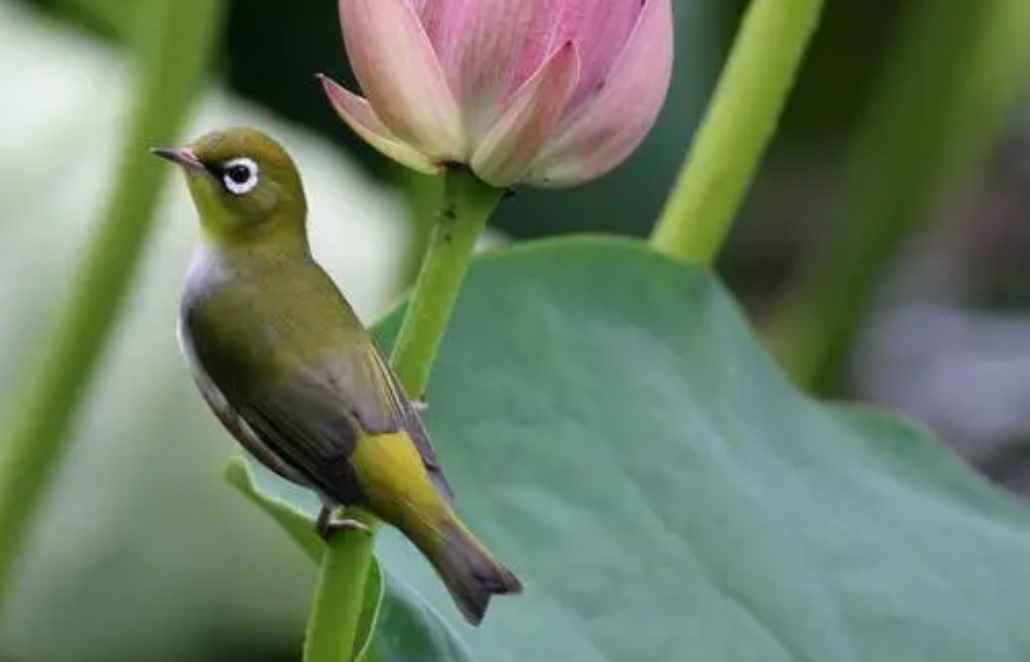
[768,0,1030,393]
[649,0,825,265]
[0,0,224,617]
[301,168,501,662]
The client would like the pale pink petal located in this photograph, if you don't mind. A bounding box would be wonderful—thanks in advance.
[414,0,641,142]
[526,0,674,187]
[338,0,465,160]
[320,75,442,175]
[415,0,563,141]
[470,43,580,187]
[546,0,641,105]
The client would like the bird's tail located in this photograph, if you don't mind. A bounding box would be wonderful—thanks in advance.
[420,514,523,625]
[350,431,521,623]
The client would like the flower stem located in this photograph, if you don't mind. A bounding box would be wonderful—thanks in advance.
[649,0,825,266]
[390,169,504,392]
[768,0,1030,392]
[302,511,380,662]
[302,167,502,662]
[399,170,445,286]
[0,0,224,618]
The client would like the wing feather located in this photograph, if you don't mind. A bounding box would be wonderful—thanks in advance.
[364,345,455,500]
[235,376,365,505]
[179,256,455,506]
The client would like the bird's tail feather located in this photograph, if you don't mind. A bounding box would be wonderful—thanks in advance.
[426,517,522,625]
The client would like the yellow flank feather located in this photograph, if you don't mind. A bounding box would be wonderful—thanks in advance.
[350,431,450,552]
[350,429,521,624]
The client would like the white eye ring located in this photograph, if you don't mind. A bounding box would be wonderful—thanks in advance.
[221,157,259,195]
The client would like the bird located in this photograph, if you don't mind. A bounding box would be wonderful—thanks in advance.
[153,126,521,625]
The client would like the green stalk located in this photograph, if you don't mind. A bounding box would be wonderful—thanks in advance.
[399,170,445,286]
[301,510,380,662]
[650,0,825,265]
[769,1,1030,392]
[390,169,504,391]
[302,167,502,662]
[0,0,224,616]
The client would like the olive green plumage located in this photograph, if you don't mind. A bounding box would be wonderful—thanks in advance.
[154,127,521,624]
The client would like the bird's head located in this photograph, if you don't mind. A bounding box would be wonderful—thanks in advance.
[153,127,308,249]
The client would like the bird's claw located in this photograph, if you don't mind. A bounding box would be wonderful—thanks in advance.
[316,507,372,540]
[413,394,429,412]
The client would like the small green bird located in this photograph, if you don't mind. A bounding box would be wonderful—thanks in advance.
[153,127,521,624]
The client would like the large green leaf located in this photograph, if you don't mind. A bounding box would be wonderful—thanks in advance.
[238,237,1030,662]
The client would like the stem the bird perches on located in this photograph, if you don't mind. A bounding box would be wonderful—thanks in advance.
[302,167,502,662]
[649,0,825,266]
[0,0,224,621]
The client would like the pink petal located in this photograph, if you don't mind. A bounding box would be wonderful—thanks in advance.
[414,0,642,141]
[546,0,641,105]
[416,0,557,140]
[338,0,465,160]
[526,0,674,187]
[470,42,580,187]
[319,74,442,175]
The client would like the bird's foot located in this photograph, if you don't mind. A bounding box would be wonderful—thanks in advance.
[316,507,372,540]
[413,394,429,412]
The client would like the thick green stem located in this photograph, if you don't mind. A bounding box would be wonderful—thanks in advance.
[400,170,445,286]
[769,1,1030,392]
[650,0,825,265]
[390,170,505,392]
[302,167,501,662]
[0,0,224,617]
[301,511,380,662]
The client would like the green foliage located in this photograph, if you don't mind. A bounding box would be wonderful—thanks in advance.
[770,0,1030,392]
[652,0,825,263]
[233,238,1030,661]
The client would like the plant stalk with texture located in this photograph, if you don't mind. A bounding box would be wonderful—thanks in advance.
[321,0,674,187]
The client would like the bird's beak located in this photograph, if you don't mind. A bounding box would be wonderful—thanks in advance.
[150,146,205,171]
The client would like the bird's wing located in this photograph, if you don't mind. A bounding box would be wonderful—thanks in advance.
[179,259,454,504]
[230,347,454,506]
[234,370,367,505]
[178,316,305,484]
[343,342,456,501]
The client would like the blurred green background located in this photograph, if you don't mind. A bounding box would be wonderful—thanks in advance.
[1,0,1029,660]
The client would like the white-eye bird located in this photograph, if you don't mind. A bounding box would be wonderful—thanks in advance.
[153,127,522,625]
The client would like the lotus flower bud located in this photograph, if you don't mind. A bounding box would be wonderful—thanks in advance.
[320,0,674,188]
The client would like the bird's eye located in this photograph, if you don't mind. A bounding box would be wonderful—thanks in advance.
[220,157,259,195]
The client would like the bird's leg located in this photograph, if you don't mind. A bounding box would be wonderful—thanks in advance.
[316,506,371,540]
